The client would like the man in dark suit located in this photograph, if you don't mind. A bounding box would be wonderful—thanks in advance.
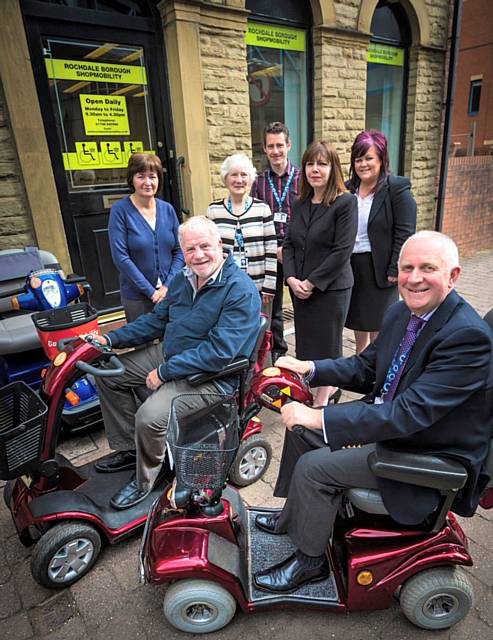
[254,230,493,594]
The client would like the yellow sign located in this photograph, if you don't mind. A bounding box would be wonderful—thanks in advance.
[62,143,154,170]
[100,142,123,165]
[124,141,144,161]
[246,22,305,52]
[75,142,99,166]
[367,43,404,67]
[45,58,147,85]
[80,94,130,136]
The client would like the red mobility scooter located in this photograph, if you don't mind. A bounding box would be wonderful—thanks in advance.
[1,318,271,589]
[139,362,493,634]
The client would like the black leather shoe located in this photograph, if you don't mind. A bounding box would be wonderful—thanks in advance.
[110,475,152,510]
[94,450,136,473]
[254,553,330,594]
[255,513,282,535]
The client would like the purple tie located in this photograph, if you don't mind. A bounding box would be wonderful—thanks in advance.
[383,315,425,402]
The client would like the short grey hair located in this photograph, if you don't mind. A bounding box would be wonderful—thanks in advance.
[220,153,256,185]
[399,230,460,272]
[178,215,221,246]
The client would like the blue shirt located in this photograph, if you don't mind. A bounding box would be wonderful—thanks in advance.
[108,196,184,301]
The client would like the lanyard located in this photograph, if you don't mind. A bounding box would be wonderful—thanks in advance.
[227,195,251,215]
[267,166,295,211]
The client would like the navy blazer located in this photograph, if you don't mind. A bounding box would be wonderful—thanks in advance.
[349,175,417,287]
[283,192,358,292]
[312,290,493,524]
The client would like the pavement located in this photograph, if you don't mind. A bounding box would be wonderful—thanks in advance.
[1,249,493,640]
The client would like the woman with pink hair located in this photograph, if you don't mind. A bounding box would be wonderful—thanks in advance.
[345,130,417,353]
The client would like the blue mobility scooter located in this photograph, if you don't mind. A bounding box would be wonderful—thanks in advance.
[0,247,101,433]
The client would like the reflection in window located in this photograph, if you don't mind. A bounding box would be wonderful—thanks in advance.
[247,23,307,168]
[468,80,482,115]
[366,2,411,173]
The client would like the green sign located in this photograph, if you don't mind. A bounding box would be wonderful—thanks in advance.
[368,43,404,67]
[45,58,147,85]
[246,22,305,52]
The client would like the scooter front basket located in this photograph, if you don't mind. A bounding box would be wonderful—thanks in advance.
[0,381,47,480]
[167,393,239,491]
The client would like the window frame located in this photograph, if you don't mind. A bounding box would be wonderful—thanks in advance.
[468,79,482,116]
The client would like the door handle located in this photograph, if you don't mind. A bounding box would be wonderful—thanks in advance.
[176,156,190,218]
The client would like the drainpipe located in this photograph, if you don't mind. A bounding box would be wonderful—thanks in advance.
[435,0,462,231]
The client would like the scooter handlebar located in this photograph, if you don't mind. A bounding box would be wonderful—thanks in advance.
[76,355,125,377]
[57,336,81,351]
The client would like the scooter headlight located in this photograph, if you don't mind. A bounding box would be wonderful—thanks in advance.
[41,278,62,308]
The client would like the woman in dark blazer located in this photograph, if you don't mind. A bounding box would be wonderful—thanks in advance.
[283,140,357,405]
[345,130,417,353]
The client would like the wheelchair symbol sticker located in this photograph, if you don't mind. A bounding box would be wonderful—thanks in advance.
[124,141,144,160]
[101,142,123,165]
[75,142,99,166]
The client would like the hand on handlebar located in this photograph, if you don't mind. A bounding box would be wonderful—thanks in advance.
[280,401,323,432]
[274,355,312,376]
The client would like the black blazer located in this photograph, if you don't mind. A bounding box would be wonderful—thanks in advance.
[313,290,493,524]
[349,175,417,288]
[283,192,358,292]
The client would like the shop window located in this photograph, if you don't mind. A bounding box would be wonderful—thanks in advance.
[246,1,311,168]
[366,2,411,173]
[468,80,482,115]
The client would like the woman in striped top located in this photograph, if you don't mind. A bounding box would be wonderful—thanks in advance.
[207,153,277,316]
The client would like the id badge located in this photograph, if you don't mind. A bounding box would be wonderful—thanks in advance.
[234,254,248,271]
[274,211,287,223]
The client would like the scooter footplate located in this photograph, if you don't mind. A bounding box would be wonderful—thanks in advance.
[247,509,339,604]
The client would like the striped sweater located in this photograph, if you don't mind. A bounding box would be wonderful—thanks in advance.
[206,198,278,296]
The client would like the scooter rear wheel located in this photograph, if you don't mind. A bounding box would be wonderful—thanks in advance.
[400,567,473,630]
[228,434,272,487]
[163,579,236,634]
[31,522,102,589]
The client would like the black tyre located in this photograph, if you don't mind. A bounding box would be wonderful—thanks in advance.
[31,522,101,588]
[3,480,15,509]
[228,434,272,487]
[163,579,236,633]
[400,567,473,630]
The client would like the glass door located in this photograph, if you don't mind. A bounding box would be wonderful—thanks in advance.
[23,6,177,311]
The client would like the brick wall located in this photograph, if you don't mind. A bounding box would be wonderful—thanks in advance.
[442,156,493,256]
[312,29,367,168]
[200,22,252,201]
[0,81,35,250]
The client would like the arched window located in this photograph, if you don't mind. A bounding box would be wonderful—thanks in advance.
[246,0,312,167]
[366,1,411,172]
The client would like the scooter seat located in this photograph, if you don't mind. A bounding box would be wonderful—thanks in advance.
[0,313,40,354]
[345,488,389,515]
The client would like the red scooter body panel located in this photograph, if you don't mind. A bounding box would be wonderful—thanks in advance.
[343,515,472,610]
[246,367,312,410]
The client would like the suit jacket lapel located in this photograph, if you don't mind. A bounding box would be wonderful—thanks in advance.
[367,182,388,227]
[403,290,461,374]
[300,200,311,228]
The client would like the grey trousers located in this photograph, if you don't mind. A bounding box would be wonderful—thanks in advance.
[274,428,379,556]
[96,343,222,490]
[121,296,155,323]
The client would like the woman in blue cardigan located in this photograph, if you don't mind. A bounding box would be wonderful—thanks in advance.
[109,153,184,322]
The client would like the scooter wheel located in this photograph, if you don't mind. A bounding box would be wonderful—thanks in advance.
[400,567,473,630]
[163,579,236,634]
[31,522,102,589]
[228,434,272,487]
